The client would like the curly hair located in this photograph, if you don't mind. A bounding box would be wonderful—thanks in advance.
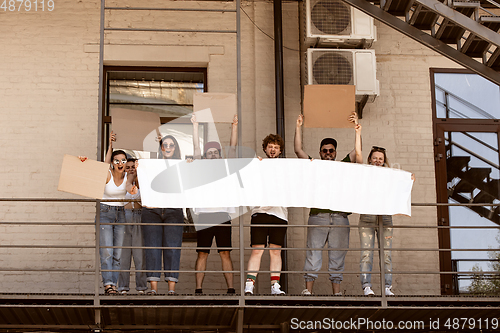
[262,134,285,153]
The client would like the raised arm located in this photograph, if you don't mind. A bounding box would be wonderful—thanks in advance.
[227,114,238,158]
[348,112,363,163]
[294,114,309,159]
[104,131,116,165]
[191,114,202,159]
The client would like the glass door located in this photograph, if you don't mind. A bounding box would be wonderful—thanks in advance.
[435,124,500,294]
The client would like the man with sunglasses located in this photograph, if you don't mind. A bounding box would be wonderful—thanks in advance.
[189,114,238,295]
[294,112,362,296]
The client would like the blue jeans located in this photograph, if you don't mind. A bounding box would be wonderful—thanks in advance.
[142,207,184,282]
[118,209,147,292]
[359,214,393,288]
[303,213,350,284]
[98,203,126,287]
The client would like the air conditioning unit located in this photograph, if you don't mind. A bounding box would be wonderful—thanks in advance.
[306,48,379,102]
[306,0,376,48]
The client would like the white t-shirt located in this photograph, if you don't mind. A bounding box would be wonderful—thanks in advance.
[194,207,236,215]
[251,206,288,221]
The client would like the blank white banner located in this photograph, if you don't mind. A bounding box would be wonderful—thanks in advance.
[137,158,413,216]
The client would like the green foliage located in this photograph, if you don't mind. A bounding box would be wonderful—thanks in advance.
[467,234,500,295]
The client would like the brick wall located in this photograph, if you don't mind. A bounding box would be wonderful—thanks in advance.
[0,0,460,296]
[0,0,101,292]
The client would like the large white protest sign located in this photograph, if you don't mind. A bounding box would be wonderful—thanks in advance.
[137,159,413,216]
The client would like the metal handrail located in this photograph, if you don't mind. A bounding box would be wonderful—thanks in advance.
[436,84,497,119]
[484,0,500,10]
[446,138,500,169]
[1,197,499,304]
[461,131,499,153]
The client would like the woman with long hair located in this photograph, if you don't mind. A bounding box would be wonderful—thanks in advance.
[359,146,394,296]
[134,134,184,295]
[81,132,127,294]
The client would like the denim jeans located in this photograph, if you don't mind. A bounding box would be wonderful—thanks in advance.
[142,207,184,282]
[359,214,393,288]
[98,203,126,287]
[303,213,350,284]
[118,209,147,292]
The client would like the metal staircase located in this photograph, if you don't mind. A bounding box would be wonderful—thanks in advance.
[435,83,500,225]
[447,154,500,224]
[341,0,500,85]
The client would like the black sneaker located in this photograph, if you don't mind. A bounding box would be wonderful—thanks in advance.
[195,288,203,295]
[227,288,236,294]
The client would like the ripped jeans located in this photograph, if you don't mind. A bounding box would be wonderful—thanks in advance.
[359,215,393,288]
[98,204,126,287]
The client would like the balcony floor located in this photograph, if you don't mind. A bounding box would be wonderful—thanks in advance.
[0,293,499,332]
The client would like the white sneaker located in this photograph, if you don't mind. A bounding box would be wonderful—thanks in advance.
[334,292,342,296]
[271,282,285,295]
[385,286,394,296]
[363,286,375,296]
[244,281,254,295]
[301,289,312,295]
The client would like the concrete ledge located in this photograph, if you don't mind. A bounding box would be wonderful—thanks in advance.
[102,44,225,67]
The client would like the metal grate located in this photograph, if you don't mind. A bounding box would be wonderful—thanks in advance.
[310,0,351,35]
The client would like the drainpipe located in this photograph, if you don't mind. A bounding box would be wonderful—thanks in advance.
[274,0,288,292]
[274,0,285,142]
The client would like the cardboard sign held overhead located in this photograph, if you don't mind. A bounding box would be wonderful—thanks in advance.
[57,155,110,199]
[303,85,355,128]
[193,93,236,123]
[110,108,161,152]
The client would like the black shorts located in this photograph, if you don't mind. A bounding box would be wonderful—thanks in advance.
[250,213,287,247]
[196,213,232,253]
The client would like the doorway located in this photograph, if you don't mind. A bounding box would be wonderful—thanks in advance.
[432,69,500,295]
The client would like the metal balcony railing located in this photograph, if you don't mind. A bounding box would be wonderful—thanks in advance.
[1,198,499,306]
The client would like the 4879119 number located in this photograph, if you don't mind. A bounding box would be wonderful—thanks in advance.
[444,318,499,330]
[1,0,54,11]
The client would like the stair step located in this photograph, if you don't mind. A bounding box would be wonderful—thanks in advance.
[382,0,412,17]
[473,190,495,203]
[434,2,479,44]
[410,6,440,30]
[462,16,500,57]
[485,179,500,196]
[464,167,491,181]
[446,156,470,181]
[447,156,471,173]
[454,179,475,193]
[453,1,481,10]
[486,47,500,70]
[450,192,500,224]
[478,15,500,30]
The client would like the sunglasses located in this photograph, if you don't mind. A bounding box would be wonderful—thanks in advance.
[162,143,176,149]
[371,146,386,151]
[206,150,220,157]
[322,148,336,154]
[113,159,127,165]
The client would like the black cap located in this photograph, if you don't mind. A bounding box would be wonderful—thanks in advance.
[320,138,337,149]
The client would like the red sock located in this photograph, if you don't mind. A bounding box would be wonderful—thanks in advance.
[271,276,280,285]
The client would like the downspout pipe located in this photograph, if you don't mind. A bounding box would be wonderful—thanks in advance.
[273,0,288,292]
[274,0,285,142]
